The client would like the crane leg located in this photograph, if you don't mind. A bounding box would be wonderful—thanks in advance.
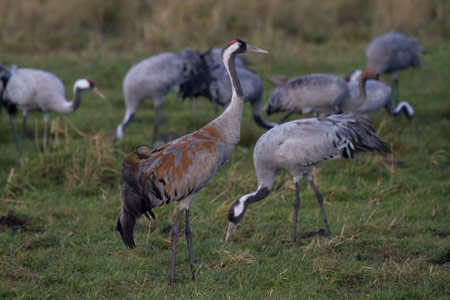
[43,113,49,152]
[191,97,197,111]
[392,73,399,101]
[8,114,19,152]
[307,175,332,237]
[17,113,28,164]
[169,209,184,286]
[153,105,168,143]
[184,208,196,281]
[292,181,301,242]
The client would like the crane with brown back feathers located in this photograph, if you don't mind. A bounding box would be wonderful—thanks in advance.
[116,39,268,285]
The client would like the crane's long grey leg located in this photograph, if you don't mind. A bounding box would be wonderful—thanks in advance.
[152,99,168,143]
[169,209,184,286]
[8,114,19,152]
[292,181,301,242]
[184,208,195,281]
[307,173,332,237]
[17,112,28,164]
[392,72,399,101]
[192,96,197,111]
[43,112,49,152]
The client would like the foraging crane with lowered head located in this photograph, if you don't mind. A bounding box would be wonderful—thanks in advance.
[225,114,390,242]
[265,69,381,122]
[0,66,104,162]
[342,69,414,124]
[366,32,424,100]
[116,39,268,285]
[116,49,206,141]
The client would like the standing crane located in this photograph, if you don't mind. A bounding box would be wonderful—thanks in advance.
[225,114,390,242]
[116,49,206,141]
[179,62,276,129]
[342,69,414,124]
[0,66,105,162]
[116,39,268,285]
[265,69,381,122]
[366,32,424,100]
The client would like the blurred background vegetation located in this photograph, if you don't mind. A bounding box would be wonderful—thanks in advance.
[0,0,448,55]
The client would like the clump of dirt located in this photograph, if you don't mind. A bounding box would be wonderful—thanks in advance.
[424,228,450,238]
[0,212,41,233]
[0,213,25,227]
[429,251,450,266]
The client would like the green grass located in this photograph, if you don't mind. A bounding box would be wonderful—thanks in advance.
[0,40,449,299]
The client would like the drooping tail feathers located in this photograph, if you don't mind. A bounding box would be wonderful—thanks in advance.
[117,145,156,249]
[327,114,391,159]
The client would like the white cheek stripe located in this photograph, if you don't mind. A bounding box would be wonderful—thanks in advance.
[234,191,256,217]
[395,101,414,116]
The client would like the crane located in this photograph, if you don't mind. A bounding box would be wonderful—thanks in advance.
[179,61,276,129]
[225,114,390,242]
[0,66,104,162]
[265,69,381,122]
[116,39,268,285]
[116,49,206,141]
[342,69,414,124]
[265,73,349,119]
[366,32,424,100]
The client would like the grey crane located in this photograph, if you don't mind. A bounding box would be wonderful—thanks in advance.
[116,49,206,141]
[342,69,414,124]
[265,70,381,122]
[179,61,276,129]
[225,114,390,242]
[116,39,268,285]
[0,66,104,161]
[366,32,424,99]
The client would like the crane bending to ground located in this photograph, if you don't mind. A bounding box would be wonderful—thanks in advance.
[116,49,206,142]
[225,114,390,242]
[116,39,268,285]
[0,65,104,163]
[343,69,414,124]
[265,69,382,122]
[366,32,424,100]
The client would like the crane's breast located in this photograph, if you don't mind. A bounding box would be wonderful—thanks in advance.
[139,125,226,206]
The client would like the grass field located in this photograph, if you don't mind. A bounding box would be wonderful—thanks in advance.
[0,38,449,299]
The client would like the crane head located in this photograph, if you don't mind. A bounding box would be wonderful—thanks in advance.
[73,78,105,100]
[222,39,268,62]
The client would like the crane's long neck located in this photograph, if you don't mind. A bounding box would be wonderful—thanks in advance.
[51,88,84,114]
[214,52,244,145]
[70,88,83,111]
[353,77,368,109]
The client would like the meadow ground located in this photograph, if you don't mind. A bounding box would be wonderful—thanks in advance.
[0,40,449,299]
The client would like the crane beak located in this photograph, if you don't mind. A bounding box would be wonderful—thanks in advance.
[225,222,236,242]
[93,87,106,100]
[246,44,269,54]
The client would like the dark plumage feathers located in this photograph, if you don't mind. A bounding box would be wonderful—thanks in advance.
[330,115,391,159]
[117,145,157,249]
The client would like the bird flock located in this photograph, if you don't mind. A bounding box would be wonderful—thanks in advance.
[0,32,423,285]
